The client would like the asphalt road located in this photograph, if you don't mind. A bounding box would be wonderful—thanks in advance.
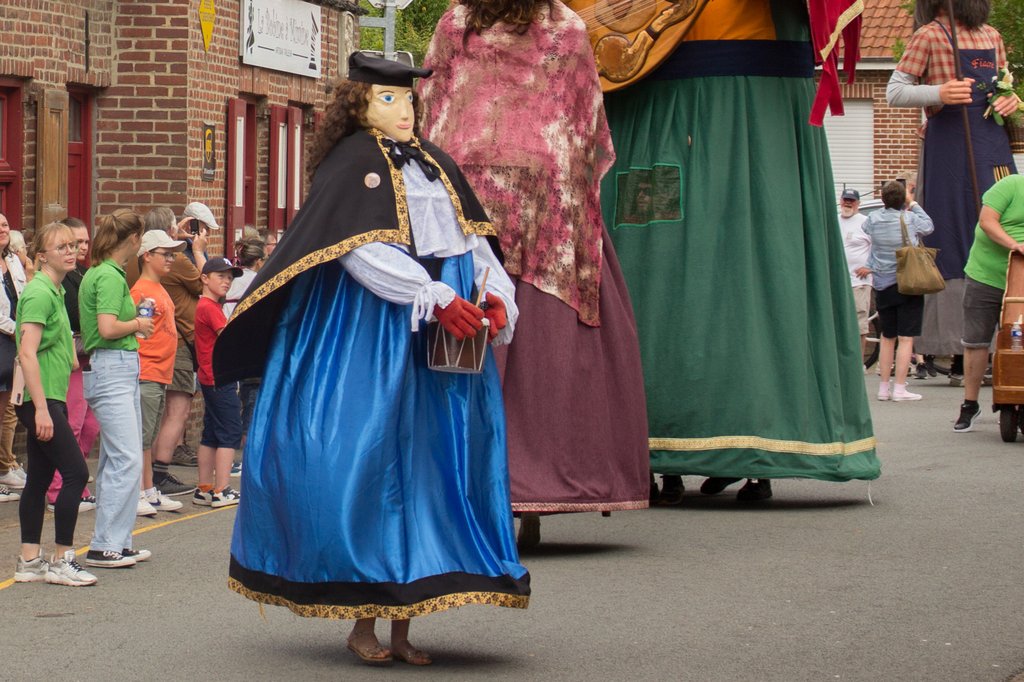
[1,378,1023,681]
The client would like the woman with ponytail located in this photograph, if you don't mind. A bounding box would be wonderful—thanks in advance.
[78,208,154,569]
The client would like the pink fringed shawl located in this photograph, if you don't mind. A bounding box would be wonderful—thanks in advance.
[418,2,614,326]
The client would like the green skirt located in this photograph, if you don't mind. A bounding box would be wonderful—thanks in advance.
[602,74,879,481]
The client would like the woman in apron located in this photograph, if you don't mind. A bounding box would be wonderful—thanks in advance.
[887,0,1019,380]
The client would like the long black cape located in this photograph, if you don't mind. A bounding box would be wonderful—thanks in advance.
[213,128,499,385]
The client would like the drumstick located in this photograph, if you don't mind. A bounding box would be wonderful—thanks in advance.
[475,268,490,308]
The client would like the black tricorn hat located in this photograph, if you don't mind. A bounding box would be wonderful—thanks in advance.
[348,52,432,87]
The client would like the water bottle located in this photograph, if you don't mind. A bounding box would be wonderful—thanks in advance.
[136,297,155,338]
[1012,316,1023,351]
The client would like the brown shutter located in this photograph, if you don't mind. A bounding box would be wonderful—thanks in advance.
[36,89,69,228]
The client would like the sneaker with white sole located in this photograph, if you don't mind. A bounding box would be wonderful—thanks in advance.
[229,461,242,478]
[121,547,151,562]
[47,495,97,513]
[892,386,922,401]
[211,486,241,508]
[877,383,891,401]
[137,494,158,517]
[954,401,982,433]
[0,484,20,502]
[154,472,195,497]
[0,469,25,490]
[193,488,213,506]
[144,491,182,513]
[14,554,49,583]
[47,550,98,586]
[85,549,136,568]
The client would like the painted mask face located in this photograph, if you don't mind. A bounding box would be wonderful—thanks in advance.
[365,84,414,143]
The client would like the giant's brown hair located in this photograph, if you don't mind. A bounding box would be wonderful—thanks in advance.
[307,79,424,180]
[914,0,990,29]
[461,0,553,38]
[91,208,143,266]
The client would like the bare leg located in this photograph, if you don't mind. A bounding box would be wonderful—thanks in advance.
[215,446,234,491]
[893,336,915,385]
[197,444,216,489]
[963,347,988,402]
[391,618,431,665]
[878,336,896,389]
[152,391,192,465]
[347,618,391,664]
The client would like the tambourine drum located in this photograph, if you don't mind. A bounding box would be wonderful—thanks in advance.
[427,319,490,374]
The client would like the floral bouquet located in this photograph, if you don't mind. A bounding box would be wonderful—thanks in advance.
[983,67,1021,126]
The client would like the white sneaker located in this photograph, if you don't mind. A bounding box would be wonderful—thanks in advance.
[0,470,25,490]
[0,484,20,502]
[892,386,923,401]
[144,491,182,513]
[46,495,98,513]
[14,554,49,583]
[46,550,98,586]
[137,494,158,517]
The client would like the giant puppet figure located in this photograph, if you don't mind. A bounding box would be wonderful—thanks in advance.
[214,53,529,666]
[593,0,881,500]
[885,0,1019,414]
[418,0,650,548]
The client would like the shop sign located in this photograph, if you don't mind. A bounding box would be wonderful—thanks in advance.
[240,0,321,78]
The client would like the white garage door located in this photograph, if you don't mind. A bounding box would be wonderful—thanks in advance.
[823,100,874,201]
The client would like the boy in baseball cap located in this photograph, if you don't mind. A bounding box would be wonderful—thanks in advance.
[193,256,243,509]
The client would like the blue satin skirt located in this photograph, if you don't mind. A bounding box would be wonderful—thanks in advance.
[228,252,530,619]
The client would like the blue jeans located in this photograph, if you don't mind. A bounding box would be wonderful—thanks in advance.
[84,349,143,553]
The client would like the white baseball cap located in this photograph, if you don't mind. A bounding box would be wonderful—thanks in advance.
[182,201,220,229]
[138,230,186,256]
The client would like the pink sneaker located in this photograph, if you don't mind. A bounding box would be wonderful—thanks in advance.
[877,383,891,401]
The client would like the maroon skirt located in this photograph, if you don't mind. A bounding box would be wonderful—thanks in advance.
[494,229,650,513]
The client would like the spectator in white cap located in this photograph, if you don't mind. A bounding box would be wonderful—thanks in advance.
[182,202,220,231]
[131,230,187,516]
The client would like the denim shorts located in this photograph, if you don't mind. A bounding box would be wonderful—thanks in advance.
[200,382,242,450]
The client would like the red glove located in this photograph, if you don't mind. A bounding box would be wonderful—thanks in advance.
[483,292,507,341]
[433,296,484,340]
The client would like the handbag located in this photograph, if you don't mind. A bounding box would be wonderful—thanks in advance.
[895,213,945,296]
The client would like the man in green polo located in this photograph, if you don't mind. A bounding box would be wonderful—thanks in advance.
[955,174,1024,433]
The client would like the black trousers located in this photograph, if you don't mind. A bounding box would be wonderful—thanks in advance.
[16,400,88,547]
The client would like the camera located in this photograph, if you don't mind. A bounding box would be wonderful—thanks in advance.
[189,218,201,235]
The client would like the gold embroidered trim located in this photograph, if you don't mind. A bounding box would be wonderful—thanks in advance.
[229,229,404,320]
[229,130,495,323]
[371,129,496,238]
[228,577,529,620]
[511,500,649,512]
[648,435,877,456]
[819,0,865,62]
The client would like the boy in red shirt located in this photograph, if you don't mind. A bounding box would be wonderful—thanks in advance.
[193,258,243,508]
[131,231,186,514]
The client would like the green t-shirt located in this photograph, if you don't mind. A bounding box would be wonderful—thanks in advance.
[79,259,140,353]
[964,175,1024,290]
[15,274,75,402]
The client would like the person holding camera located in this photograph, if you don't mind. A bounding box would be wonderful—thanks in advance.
[855,181,935,402]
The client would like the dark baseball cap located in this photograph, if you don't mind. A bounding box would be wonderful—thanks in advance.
[201,257,243,278]
[840,189,860,201]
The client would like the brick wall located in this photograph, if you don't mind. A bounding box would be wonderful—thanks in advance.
[95,1,190,221]
[839,69,923,189]
[186,0,345,257]
[0,1,115,232]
